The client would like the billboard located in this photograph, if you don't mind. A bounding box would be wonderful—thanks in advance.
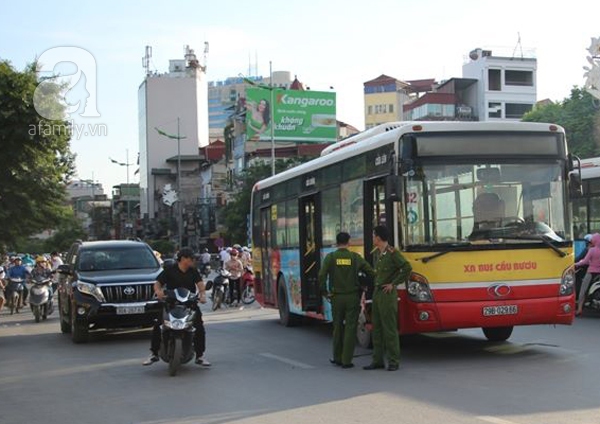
[246,88,336,143]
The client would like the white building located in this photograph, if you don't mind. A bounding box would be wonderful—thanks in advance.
[138,46,209,219]
[462,47,537,121]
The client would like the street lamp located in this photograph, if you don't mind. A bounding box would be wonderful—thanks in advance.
[109,150,135,237]
[155,118,186,249]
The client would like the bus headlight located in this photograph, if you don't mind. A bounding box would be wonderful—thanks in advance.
[407,273,433,303]
[559,267,575,296]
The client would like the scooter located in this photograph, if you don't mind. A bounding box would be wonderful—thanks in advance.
[199,263,211,279]
[29,276,54,323]
[575,265,600,312]
[241,266,255,305]
[205,268,230,311]
[5,277,25,315]
[159,288,198,376]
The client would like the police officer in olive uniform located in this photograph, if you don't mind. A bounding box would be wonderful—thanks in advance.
[364,225,412,371]
[319,232,375,369]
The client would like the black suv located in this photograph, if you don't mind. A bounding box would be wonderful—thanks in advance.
[57,240,162,343]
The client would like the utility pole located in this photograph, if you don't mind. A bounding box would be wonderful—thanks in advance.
[155,120,187,249]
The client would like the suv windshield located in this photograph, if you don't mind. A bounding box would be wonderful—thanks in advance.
[404,161,571,247]
[77,246,159,271]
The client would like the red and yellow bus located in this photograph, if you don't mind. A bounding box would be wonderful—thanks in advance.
[250,121,578,342]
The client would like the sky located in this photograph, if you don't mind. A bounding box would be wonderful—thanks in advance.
[1,0,598,195]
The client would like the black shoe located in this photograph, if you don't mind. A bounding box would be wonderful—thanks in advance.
[329,358,342,366]
[341,363,354,369]
[142,353,159,366]
[363,363,385,370]
[387,364,399,371]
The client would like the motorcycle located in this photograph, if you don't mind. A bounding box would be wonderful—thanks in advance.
[29,276,54,322]
[205,268,230,311]
[241,266,255,305]
[575,265,600,313]
[5,277,25,315]
[159,288,198,376]
[199,263,211,279]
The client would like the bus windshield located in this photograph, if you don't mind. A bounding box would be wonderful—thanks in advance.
[404,161,571,247]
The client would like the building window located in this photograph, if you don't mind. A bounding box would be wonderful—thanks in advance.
[488,69,501,91]
[505,103,533,119]
[388,104,394,113]
[505,70,533,86]
[488,102,502,118]
[367,105,373,115]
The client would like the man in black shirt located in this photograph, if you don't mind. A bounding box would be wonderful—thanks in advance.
[143,248,211,366]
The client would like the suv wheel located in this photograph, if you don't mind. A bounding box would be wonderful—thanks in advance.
[59,298,71,334]
[71,307,89,344]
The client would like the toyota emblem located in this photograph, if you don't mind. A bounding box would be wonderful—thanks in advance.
[487,283,511,298]
[123,286,135,296]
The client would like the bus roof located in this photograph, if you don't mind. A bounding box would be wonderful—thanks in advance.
[253,121,565,192]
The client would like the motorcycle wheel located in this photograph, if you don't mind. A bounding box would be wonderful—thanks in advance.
[34,305,41,323]
[242,286,255,304]
[169,338,182,377]
[212,291,223,311]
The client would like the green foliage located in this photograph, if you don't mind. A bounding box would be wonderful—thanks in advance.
[148,239,175,257]
[523,87,600,158]
[42,211,87,252]
[0,59,76,246]
[222,158,309,244]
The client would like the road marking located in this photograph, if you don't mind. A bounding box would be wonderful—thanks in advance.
[259,352,315,369]
[477,416,519,424]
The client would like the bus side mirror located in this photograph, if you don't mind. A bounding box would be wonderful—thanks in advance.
[569,172,582,198]
[385,175,402,202]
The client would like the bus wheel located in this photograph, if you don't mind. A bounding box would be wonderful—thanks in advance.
[278,281,299,327]
[356,309,373,349]
[482,326,513,342]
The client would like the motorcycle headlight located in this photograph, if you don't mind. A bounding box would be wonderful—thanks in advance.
[164,319,186,330]
[76,281,106,302]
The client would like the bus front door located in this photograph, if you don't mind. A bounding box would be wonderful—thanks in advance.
[364,178,387,264]
[260,207,276,305]
[299,195,322,312]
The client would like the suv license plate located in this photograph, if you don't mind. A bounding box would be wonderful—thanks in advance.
[116,306,145,315]
[483,305,518,316]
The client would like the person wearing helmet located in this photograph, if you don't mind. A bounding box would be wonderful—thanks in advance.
[31,255,55,297]
[240,247,252,268]
[6,256,30,305]
[575,233,600,316]
[224,249,243,306]
[200,248,211,266]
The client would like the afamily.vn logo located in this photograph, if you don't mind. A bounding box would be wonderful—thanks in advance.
[33,46,100,120]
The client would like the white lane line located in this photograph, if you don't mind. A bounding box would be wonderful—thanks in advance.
[477,416,519,424]
[259,352,315,369]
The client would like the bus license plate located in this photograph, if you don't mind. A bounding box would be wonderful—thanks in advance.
[116,306,145,315]
[483,305,518,316]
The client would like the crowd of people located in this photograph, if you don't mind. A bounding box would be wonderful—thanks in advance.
[0,252,63,313]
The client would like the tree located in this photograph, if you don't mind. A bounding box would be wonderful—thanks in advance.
[0,60,75,247]
[222,158,308,244]
[42,211,87,252]
[523,87,600,158]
